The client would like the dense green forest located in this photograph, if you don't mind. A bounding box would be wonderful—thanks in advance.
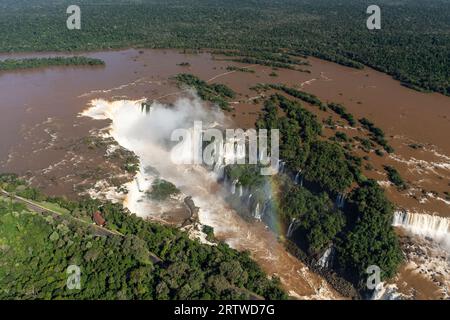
[280,184,345,256]
[256,94,354,193]
[175,73,236,111]
[147,179,180,201]
[337,180,403,285]
[0,0,448,95]
[0,174,286,300]
[0,56,105,71]
[224,93,403,291]
[384,165,408,191]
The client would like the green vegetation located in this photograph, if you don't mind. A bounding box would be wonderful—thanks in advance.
[355,136,374,153]
[175,73,235,111]
[220,50,309,71]
[327,103,356,127]
[249,94,401,289]
[359,118,394,153]
[147,179,180,201]
[0,56,104,71]
[384,165,407,190]
[252,83,325,109]
[202,225,215,242]
[278,177,402,289]
[334,132,349,143]
[1,0,447,95]
[217,50,309,67]
[232,57,293,71]
[226,66,255,73]
[303,141,354,193]
[224,165,265,188]
[336,180,403,287]
[36,201,71,215]
[0,175,286,300]
[256,94,352,193]
[280,184,345,255]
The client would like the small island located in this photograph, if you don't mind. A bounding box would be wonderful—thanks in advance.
[0,56,105,71]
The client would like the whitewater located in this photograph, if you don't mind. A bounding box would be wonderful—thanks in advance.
[81,97,339,299]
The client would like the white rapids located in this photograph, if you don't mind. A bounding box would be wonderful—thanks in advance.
[81,97,340,299]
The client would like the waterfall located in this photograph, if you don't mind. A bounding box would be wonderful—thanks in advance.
[286,218,297,238]
[335,193,345,209]
[213,162,225,179]
[135,176,143,193]
[279,161,285,173]
[230,179,238,195]
[294,170,304,187]
[262,200,269,217]
[248,193,253,205]
[393,211,450,248]
[83,98,343,298]
[277,159,284,173]
[316,247,334,269]
[238,185,243,197]
[254,202,261,220]
[259,147,266,162]
[371,283,404,300]
[295,171,300,184]
[140,102,152,115]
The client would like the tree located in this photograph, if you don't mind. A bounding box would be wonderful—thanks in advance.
[304,141,353,193]
[336,180,403,286]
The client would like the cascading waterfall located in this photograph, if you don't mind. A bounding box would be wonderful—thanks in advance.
[238,184,243,197]
[134,176,143,192]
[262,200,269,217]
[294,170,304,187]
[259,147,266,162]
[316,247,334,269]
[82,97,340,299]
[276,159,287,173]
[279,161,286,173]
[393,211,450,249]
[286,218,297,238]
[254,202,261,220]
[140,102,152,115]
[335,193,345,209]
[295,171,301,184]
[81,98,342,297]
[231,179,238,195]
[248,193,253,205]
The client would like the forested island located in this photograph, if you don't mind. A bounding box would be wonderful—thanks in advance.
[0,0,448,95]
[0,56,105,71]
[223,93,403,295]
[175,74,236,111]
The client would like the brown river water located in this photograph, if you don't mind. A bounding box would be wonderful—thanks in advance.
[0,49,448,299]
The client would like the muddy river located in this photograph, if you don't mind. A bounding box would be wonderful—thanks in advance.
[0,48,448,299]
